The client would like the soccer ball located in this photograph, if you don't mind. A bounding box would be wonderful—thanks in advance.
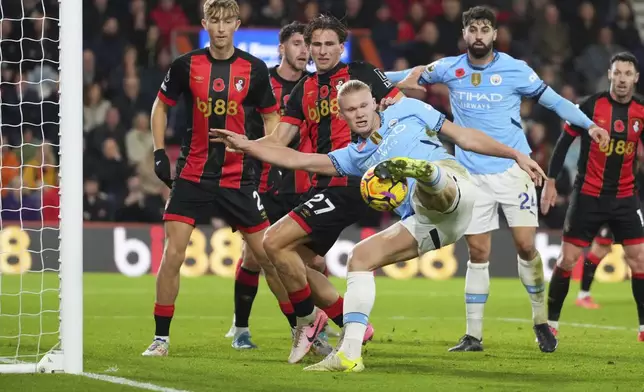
[360,166,409,211]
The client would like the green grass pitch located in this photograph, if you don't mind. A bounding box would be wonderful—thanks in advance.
[1,273,643,391]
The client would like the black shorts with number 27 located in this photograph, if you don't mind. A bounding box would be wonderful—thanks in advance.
[164,177,269,233]
[563,191,644,247]
[288,186,370,256]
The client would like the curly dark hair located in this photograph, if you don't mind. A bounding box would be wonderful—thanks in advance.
[462,6,497,28]
[279,22,306,44]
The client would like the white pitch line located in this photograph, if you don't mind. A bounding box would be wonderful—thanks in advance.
[83,314,638,332]
[0,358,191,392]
[82,373,192,392]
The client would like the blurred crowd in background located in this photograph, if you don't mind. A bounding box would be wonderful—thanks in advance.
[1,0,643,229]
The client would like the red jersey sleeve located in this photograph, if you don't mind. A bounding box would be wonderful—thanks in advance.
[282,77,306,126]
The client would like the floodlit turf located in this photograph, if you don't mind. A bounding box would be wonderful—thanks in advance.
[1,273,643,391]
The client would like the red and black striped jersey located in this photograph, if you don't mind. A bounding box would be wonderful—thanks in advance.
[281,61,400,189]
[257,66,312,195]
[157,48,279,189]
[565,92,644,198]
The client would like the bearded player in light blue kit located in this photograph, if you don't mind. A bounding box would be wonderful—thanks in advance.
[212,79,546,371]
[386,5,609,353]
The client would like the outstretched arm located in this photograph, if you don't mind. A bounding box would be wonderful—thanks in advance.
[537,87,591,129]
[257,121,300,146]
[212,129,339,176]
[440,120,547,185]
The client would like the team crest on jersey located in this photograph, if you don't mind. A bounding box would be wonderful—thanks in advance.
[334,77,348,91]
[614,119,625,132]
[631,118,643,133]
[320,85,330,99]
[490,74,502,85]
[471,73,481,86]
[233,76,246,92]
[213,78,225,92]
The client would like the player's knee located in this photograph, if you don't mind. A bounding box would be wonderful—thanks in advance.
[467,241,490,263]
[262,226,283,258]
[558,245,582,270]
[161,241,187,272]
[346,244,377,272]
[515,240,536,261]
[624,244,644,273]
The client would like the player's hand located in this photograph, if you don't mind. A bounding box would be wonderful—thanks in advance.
[540,178,558,215]
[515,153,547,187]
[153,149,173,189]
[396,66,427,92]
[209,128,250,152]
[379,97,397,112]
[589,124,610,148]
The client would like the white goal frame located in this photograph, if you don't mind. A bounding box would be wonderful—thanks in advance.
[0,0,83,374]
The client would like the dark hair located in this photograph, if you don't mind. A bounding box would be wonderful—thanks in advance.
[304,15,348,45]
[279,22,306,44]
[610,51,639,70]
[462,6,497,28]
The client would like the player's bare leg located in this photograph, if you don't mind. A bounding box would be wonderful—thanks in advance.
[576,240,611,309]
[232,228,293,349]
[143,220,194,356]
[619,243,644,341]
[305,252,341,338]
[374,157,489,352]
[510,225,556,352]
[299,245,370,339]
[304,222,419,372]
[262,220,332,363]
[547,241,585,337]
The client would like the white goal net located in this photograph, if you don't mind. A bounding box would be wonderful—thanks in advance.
[0,0,82,374]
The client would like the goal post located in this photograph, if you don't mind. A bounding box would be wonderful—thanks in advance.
[0,0,83,374]
[59,0,84,375]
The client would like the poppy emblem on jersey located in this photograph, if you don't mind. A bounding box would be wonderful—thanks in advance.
[614,119,625,132]
[455,68,465,78]
[234,76,246,92]
[283,94,290,107]
[631,118,643,133]
[490,74,502,85]
[357,140,367,151]
[320,85,330,99]
[471,73,481,86]
[213,78,225,92]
